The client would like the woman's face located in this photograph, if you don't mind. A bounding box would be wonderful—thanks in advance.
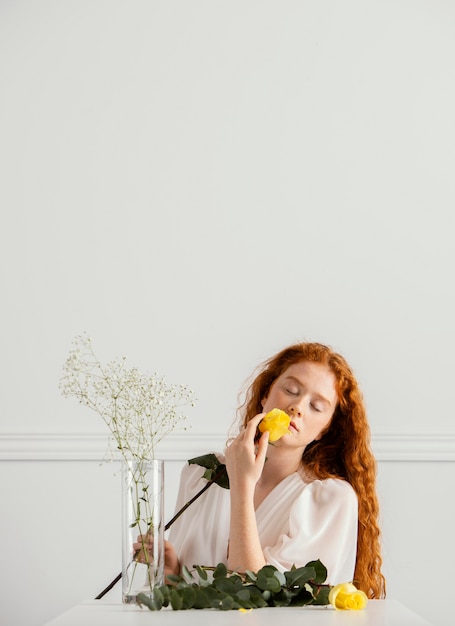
[261,360,338,449]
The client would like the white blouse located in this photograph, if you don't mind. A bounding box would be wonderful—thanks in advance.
[168,454,358,585]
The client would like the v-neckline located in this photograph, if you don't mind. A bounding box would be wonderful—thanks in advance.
[254,472,302,513]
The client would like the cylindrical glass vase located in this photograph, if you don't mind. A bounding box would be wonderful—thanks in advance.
[122,459,165,603]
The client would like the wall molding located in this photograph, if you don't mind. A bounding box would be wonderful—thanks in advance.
[1,432,455,462]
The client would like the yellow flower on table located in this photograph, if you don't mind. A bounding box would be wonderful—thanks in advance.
[328,582,368,610]
[258,409,291,442]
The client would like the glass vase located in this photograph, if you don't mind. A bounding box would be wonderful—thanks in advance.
[122,459,165,603]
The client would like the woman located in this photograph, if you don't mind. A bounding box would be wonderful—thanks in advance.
[147,342,385,598]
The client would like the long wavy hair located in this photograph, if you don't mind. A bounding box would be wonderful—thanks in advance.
[239,342,386,599]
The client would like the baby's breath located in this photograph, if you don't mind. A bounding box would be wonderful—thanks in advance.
[60,334,196,461]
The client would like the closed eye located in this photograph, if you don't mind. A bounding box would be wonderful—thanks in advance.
[285,387,299,396]
[310,403,322,412]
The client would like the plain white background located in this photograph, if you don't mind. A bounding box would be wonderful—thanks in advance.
[1,2,454,625]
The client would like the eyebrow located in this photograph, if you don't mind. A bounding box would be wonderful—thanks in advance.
[284,375,334,406]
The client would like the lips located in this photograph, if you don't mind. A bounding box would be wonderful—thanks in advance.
[289,421,298,433]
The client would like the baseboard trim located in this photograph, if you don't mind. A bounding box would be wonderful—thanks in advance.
[1,432,454,462]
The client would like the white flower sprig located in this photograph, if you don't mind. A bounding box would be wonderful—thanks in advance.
[60,334,196,461]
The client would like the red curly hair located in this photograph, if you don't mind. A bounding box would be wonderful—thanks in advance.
[239,342,386,599]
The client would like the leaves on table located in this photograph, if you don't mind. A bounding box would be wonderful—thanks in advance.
[136,560,330,611]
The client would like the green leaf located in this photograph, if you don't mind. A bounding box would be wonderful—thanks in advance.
[202,468,214,481]
[194,565,208,581]
[235,588,258,609]
[159,585,171,605]
[212,467,229,489]
[252,595,269,608]
[310,584,331,605]
[210,597,224,610]
[218,595,235,611]
[290,586,314,606]
[213,562,228,578]
[147,587,164,610]
[181,565,194,583]
[188,454,230,489]
[136,593,153,609]
[202,585,222,603]
[229,574,244,589]
[166,573,183,585]
[262,589,272,603]
[285,566,316,588]
[181,585,197,609]
[245,570,257,582]
[188,453,220,470]
[236,589,252,603]
[170,588,183,610]
[266,577,282,592]
[271,588,292,607]
[256,567,282,593]
[273,570,286,587]
[193,588,211,609]
[305,559,327,585]
[213,577,238,594]
[246,586,268,608]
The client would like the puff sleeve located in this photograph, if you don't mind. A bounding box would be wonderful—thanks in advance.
[262,477,358,585]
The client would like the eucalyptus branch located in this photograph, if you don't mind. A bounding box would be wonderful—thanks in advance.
[136,560,332,611]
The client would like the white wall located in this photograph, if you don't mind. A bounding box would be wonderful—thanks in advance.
[1,440,454,626]
[1,1,454,625]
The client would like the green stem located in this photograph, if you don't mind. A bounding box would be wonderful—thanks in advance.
[164,467,226,530]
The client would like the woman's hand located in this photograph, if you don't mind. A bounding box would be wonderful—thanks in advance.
[164,540,180,578]
[132,535,180,580]
[224,413,269,573]
[224,413,269,494]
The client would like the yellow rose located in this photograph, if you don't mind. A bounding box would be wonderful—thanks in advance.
[329,582,368,610]
[258,409,291,442]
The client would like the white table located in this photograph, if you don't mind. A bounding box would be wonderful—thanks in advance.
[44,599,432,626]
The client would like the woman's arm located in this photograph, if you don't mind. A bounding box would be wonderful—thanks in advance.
[224,414,269,572]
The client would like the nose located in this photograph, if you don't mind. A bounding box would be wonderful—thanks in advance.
[288,404,303,418]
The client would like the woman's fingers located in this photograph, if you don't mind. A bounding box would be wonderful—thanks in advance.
[229,412,269,452]
[255,428,270,462]
[246,412,266,432]
[134,534,152,549]
[225,413,270,488]
[132,537,181,575]
[133,534,153,562]
[236,412,265,442]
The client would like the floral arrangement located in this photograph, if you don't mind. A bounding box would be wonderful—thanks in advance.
[60,334,197,601]
[59,334,196,463]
